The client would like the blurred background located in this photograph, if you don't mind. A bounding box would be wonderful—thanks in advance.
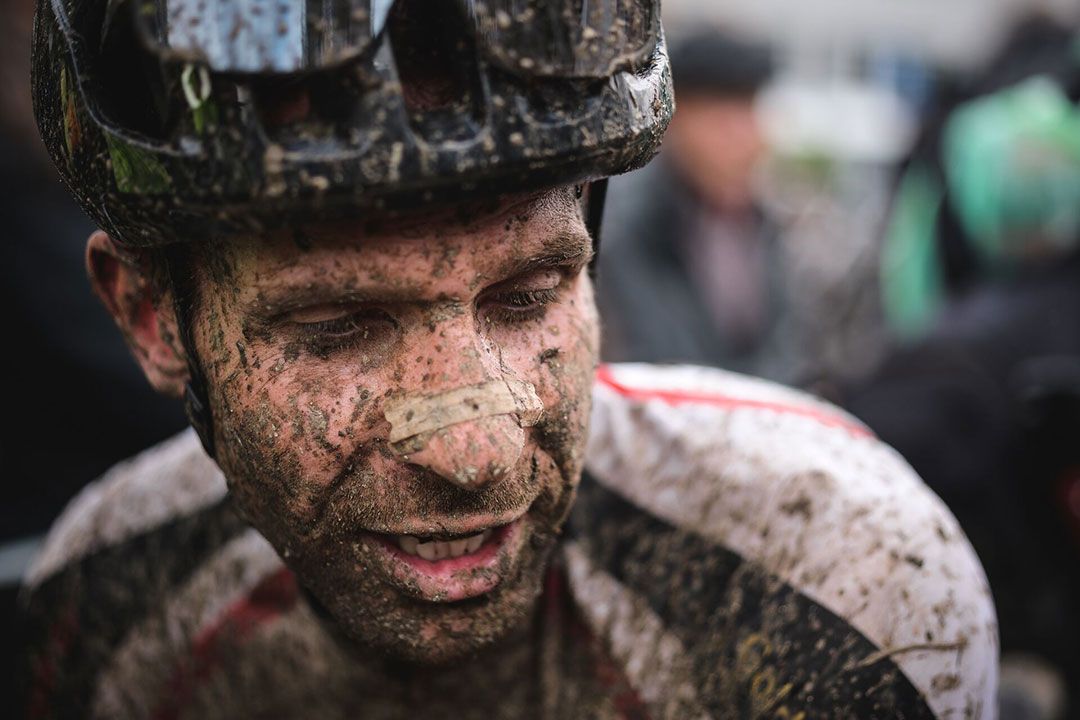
[599,1,1080,717]
[0,0,189,702]
[4,0,1080,716]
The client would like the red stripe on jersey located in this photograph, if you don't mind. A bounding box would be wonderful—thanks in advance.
[153,567,299,720]
[595,365,873,439]
[26,604,78,720]
[543,564,651,720]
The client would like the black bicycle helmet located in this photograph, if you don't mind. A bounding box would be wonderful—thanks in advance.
[32,0,673,247]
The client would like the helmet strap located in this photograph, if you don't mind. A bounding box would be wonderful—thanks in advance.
[585,178,609,278]
[183,376,215,460]
[164,245,217,460]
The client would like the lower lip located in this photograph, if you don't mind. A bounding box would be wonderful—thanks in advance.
[367,519,523,602]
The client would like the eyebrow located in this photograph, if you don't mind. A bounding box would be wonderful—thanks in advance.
[489,229,594,284]
[243,229,594,319]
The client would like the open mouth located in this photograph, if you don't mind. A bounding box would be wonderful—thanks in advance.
[365,518,524,602]
[394,529,494,561]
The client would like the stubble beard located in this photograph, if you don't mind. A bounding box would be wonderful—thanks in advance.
[216,408,586,665]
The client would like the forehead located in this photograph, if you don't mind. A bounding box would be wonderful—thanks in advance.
[208,188,588,299]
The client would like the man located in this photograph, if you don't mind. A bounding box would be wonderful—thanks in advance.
[20,0,997,718]
[599,30,780,372]
[599,30,888,393]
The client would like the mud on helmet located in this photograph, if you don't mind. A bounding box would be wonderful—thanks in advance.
[32,0,673,247]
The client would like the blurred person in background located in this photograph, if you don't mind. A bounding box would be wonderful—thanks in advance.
[0,0,186,699]
[848,14,1080,719]
[598,28,894,392]
[596,30,782,373]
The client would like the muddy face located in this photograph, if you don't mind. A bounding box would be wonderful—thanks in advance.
[188,187,598,664]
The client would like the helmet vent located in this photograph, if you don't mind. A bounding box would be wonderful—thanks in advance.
[95,0,172,140]
[252,65,374,147]
[387,0,485,143]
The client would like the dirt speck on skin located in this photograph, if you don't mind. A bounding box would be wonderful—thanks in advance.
[309,405,337,452]
[348,387,373,425]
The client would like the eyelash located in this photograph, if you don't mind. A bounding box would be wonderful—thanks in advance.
[295,310,399,353]
[303,315,370,337]
[485,286,561,324]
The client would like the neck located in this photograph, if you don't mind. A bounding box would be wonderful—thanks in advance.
[382,623,542,717]
[308,587,553,719]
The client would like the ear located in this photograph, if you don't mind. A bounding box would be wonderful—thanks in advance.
[86,230,189,397]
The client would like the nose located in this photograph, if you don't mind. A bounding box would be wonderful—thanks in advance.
[401,413,527,491]
[383,320,543,492]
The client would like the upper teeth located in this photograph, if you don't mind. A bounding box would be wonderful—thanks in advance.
[397,530,492,561]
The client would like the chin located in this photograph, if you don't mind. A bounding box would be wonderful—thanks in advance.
[314,537,556,666]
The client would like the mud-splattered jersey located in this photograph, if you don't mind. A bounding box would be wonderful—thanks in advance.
[19,364,998,719]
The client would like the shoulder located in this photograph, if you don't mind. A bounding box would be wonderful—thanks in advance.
[579,364,998,719]
[24,429,228,590]
[18,431,292,719]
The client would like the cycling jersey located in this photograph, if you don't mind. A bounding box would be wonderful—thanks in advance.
[20,364,998,719]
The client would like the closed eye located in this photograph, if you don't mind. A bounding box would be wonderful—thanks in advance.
[286,306,399,353]
[482,268,567,324]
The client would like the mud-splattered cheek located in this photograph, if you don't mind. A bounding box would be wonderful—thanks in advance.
[208,337,398,549]
[535,279,599,458]
[492,275,599,516]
